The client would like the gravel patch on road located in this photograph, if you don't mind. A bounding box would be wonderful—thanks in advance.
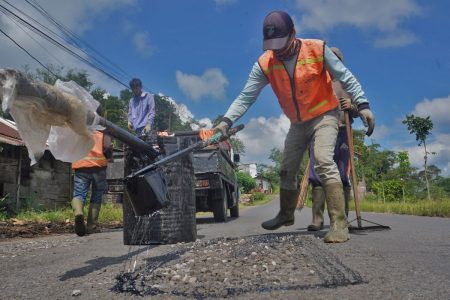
[114,233,365,299]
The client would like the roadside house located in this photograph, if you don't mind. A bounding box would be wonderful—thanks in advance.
[0,117,71,211]
[254,175,272,194]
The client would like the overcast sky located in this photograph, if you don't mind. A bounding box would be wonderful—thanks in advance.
[0,0,449,174]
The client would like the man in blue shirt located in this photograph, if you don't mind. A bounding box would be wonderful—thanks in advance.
[127,78,155,135]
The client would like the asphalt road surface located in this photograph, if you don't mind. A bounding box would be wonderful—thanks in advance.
[0,198,449,299]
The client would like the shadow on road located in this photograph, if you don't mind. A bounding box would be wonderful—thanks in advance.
[59,246,153,281]
[196,216,239,224]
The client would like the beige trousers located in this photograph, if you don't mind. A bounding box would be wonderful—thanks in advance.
[280,109,340,190]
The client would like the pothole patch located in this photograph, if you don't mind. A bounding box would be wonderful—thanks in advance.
[114,233,365,299]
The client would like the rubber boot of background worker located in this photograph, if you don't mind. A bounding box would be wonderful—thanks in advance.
[307,186,326,231]
[343,185,352,218]
[71,198,86,237]
[261,188,299,230]
[86,203,101,234]
[323,182,349,243]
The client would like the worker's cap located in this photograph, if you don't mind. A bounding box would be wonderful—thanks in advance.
[263,11,294,51]
[330,47,344,62]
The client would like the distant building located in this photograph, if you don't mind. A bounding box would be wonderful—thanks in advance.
[254,175,272,194]
[238,163,257,178]
[0,117,71,212]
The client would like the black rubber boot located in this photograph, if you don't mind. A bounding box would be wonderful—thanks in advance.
[307,186,325,231]
[343,185,352,218]
[323,182,349,243]
[261,188,299,230]
[71,198,86,237]
[86,203,101,234]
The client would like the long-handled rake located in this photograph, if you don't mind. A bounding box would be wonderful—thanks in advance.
[344,111,390,231]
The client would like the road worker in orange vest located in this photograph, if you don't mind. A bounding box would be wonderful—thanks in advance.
[71,108,113,236]
[214,11,375,243]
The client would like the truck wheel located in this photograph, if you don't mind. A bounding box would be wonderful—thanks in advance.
[230,203,239,218]
[213,189,228,222]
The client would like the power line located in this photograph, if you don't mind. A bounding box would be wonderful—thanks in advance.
[0,2,129,88]
[0,27,59,77]
[24,0,134,82]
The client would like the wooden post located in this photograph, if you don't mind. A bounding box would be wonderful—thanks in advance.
[344,111,362,228]
[296,159,310,210]
[15,148,22,212]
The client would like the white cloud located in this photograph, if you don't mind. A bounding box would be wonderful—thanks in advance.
[412,94,450,132]
[295,0,422,47]
[176,68,229,102]
[370,124,390,141]
[214,0,238,6]
[236,114,290,164]
[398,133,450,176]
[132,31,157,57]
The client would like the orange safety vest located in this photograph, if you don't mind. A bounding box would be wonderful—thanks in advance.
[72,131,108,169]
[258,38,339,123]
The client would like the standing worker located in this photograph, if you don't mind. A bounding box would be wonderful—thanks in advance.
[307,47,359,231]
[127,78,155,135]
[71,108,113,236]
[214,11,375,243]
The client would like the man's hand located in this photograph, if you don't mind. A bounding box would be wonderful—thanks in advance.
[143,123,151,134]
[213,121,230,138]
[339,98,352,111]
[359,109,375,136]
[127,121,133,131]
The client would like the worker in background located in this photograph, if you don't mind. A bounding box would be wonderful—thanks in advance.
[307,47,360,231]
[127,78,155,135]
[214,11,375,243]
[71,106,113,236]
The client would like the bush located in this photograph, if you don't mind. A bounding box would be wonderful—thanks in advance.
[250,192,265,203]
[372,179,403,202]
[237,172,256,193]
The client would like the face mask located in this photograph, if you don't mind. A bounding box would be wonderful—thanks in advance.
[274,36,299,60]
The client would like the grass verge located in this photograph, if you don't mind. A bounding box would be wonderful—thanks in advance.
[10,203,123,224]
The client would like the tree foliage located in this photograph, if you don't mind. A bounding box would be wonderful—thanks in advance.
[236,171,256,193]
[403,114,434,200]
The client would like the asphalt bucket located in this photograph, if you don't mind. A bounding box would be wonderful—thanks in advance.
[125,168,170,216]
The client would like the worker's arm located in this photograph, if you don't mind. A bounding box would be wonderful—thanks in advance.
[145,93,155,128]
[222,62,269,125]
[324,46,369,110]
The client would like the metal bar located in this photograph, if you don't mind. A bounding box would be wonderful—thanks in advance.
[97,116,158,158]
[130,124,245,178]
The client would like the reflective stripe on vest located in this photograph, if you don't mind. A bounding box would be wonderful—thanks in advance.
[72,131,108,169]
[258,38,338,123]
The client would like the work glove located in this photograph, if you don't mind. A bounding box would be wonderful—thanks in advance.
[127,121,133,131]
[143,123,151,134]
[359,108,375,137]
[339,98,352,111]
[214,121,230,138]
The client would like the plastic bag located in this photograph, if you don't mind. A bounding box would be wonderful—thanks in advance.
[0,69,101,164]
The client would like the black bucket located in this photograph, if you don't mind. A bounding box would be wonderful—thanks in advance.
[125,168,170,216]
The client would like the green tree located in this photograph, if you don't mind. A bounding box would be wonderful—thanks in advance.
[403,114,434,201]
[236,171,256,193]
[154,94,191,131]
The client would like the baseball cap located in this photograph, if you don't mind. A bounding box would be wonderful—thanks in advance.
[263,11,294,51]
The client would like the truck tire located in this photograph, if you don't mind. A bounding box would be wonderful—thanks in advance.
[230,202,239,218]
[213,188,228,222]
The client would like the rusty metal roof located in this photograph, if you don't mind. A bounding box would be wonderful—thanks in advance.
[0,117,24,146]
